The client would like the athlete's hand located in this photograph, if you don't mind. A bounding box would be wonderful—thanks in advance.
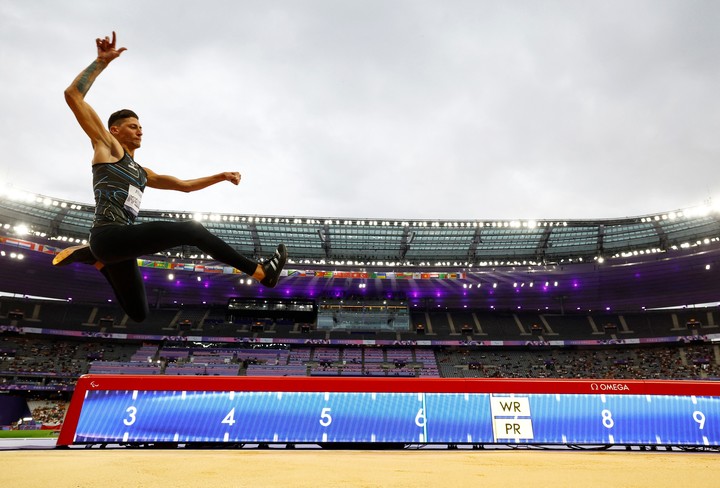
[96,31,126,64]
[224,172,242,185]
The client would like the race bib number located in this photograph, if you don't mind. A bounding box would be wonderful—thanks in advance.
[124,185,144,217]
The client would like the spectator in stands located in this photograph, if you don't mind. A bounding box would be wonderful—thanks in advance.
[53,32,287,322]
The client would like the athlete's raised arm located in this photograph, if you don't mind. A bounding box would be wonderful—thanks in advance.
[64,31,127,163]
[144,169,242,193]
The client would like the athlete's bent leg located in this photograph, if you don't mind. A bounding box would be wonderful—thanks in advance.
[98,260,150,322]
[52,244,98,267]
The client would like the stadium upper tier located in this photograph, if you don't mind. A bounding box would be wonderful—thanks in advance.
[1,188,719,266]
[1,188,720,311]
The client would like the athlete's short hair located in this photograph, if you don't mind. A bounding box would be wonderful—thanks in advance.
[107,109,139,129]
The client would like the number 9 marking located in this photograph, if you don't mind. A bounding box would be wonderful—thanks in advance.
[693,411,706,430]
[123,406,137,426]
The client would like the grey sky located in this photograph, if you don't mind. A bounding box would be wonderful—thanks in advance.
[1,0,719,220]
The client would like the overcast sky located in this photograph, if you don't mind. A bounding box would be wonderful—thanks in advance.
[1,0,719,221]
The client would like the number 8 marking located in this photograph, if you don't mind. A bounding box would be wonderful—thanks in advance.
[601,409,614,429]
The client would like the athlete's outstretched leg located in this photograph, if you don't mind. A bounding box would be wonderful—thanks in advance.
[90,220,286,285]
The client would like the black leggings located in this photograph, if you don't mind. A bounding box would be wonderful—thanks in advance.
[90,221,259,322]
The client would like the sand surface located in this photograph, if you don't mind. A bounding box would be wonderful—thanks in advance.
[3,449,718,488]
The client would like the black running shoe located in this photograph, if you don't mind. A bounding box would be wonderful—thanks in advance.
[260,243,287,288]
[52,244,97,266]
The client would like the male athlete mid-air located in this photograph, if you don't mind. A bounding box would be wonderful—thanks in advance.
[54,32,287,322]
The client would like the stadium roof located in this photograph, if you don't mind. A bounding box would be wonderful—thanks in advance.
[2,187,720,266]
[1,187,719,312]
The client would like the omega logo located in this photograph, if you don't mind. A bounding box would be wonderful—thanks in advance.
[590,383,630,391]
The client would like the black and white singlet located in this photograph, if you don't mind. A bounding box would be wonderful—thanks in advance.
[91,152,148,227]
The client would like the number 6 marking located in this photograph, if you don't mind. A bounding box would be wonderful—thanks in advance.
[415,408,426,428]
[123,406,137,426]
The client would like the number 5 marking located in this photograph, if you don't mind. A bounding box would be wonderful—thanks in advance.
[123,406,137,426]
[320,407,332,427]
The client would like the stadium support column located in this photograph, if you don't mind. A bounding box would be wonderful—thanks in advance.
[318,224,331,259]
[468,226,482,264]
[535,227,551,264]
[596,224,605,261]
[250,221,262,258]
[400,226,413,260]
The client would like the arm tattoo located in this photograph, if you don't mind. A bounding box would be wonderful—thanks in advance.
[75,60,101,96]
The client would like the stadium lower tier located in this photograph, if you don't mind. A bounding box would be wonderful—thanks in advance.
[1,334,719,391]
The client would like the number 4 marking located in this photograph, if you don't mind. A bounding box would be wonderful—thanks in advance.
[222,408,236,426]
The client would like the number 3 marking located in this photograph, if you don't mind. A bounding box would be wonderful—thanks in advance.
[123,406,137,426]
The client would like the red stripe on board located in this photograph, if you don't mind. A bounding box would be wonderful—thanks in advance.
[57,375,720,446]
